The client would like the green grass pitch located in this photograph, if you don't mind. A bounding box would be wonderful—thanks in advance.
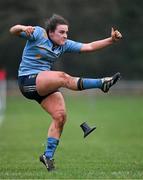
[0,95,143,179]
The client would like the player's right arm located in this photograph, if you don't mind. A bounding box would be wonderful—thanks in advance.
[9,25,35,36]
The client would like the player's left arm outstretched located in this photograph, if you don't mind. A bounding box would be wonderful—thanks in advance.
[80,27,122,52]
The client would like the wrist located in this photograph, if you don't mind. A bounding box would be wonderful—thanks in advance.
[109,37,115,44]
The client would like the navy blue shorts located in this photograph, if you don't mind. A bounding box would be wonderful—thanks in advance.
[18,74,58,104]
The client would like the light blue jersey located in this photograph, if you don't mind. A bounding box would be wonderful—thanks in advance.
[18,26,83,76]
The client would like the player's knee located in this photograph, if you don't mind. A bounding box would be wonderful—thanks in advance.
[52,110,67,128]
[58,72,70,87]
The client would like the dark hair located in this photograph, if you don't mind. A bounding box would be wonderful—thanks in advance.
[45,14,69,33]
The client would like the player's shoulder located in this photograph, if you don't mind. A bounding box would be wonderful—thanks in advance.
[64,39,79,47]
[33,26,47,39]
[65,39,72,43]
[34,26,45,32]
[64,39,73,46]
[65,39,78,44]
[63,39,83,52]
[34,26,47,38]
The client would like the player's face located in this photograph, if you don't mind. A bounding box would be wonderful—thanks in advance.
[49,24,68,45]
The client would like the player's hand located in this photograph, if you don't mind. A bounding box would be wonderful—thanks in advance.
[22,26,35,36]
[111,27,122,42]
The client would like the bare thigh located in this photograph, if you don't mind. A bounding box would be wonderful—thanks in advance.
[41,91,66,118]
[36,71,78,96]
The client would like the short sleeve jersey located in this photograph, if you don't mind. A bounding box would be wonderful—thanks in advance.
[18,26,83,76]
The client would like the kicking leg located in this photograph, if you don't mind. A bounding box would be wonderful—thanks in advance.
[36,70,121,96]
[101,72,121,92]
